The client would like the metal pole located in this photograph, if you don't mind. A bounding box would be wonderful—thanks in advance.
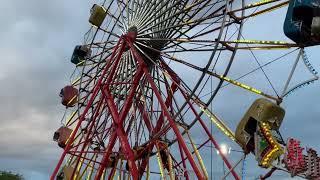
[50,39,123,180]
[221,155,246,180]
[281,49,303,97]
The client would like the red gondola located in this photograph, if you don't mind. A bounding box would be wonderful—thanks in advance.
[59,86,78,107]
[53,126,72,148]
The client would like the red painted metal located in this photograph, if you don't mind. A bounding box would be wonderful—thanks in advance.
[145,69,205,179]
[53,27,247,179]
[50,39,124,180]
[175,139,211,168]
[137,71,179,175]
[178,86,241,180]
[96,66,144,180]
[178,141,190,180]
[137,101,153,132]
[70,96,106,178]
[95,35,146,180]
[135,71,178,176]
[135,77,179,176]
[108,165,118,180]
[67,152,102,165]
[159,59,240,179]
[129,45,205,180]
[95,132,118,179]
[91,37,128,179]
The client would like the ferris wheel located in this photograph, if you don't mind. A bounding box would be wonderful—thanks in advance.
[51,0,320,179]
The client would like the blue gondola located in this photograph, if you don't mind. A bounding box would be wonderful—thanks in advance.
[70,45,91,65]
[284,0,320,46]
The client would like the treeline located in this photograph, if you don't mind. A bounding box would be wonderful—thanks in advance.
[0,171,24,180]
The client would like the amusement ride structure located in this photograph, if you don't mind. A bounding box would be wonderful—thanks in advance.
[52,0,320,179]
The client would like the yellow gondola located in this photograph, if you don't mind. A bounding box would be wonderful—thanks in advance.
[235,98,285,152]
[89,4,107,27]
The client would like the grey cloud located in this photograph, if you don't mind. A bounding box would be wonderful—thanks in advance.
[0,0,92,179]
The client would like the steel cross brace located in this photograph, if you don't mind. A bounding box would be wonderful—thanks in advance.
[128,42,206,179]
[135,66,180,177]
[178,85,241,180]
[95,65,144,180]
[158,59,241,180]
[50,39,124,180]
[70,96,106,178]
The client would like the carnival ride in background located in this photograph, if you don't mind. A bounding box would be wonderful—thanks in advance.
[52,0,320,179]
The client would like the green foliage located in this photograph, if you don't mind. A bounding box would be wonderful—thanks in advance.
[0,171,23,180]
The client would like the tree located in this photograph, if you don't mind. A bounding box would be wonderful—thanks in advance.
[0,171,24,180]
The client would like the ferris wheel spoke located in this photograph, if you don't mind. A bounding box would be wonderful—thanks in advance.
[232,0,282,13]
[165,1,226,41]
[51,38,127,179]
[177,88,241,179]
[104,9,125,30]
[154,0,188,38]
[163,23,234,51]
[133,0,156,28]
[236,32,282,98]
[181,18,226,41]
[150,45,280,102]
[162,84,185,126]
[137,0,214,36]
[133,40,205,74]
[136,37,223,43]
[95,2,124,50]
[131,0,160,29]
[131,0,144,23]
[115,0,129,31]
[163,44,227,53]
[53,0,320,179]
[99,74,145,180]
[137,12,226,39]
[135,0,185,34]
[241,0,289,20]
[99,28,121,39]
[128,45,207,179]
[169,0,228,37]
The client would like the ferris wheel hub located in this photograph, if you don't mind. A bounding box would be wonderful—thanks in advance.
[126,26,138,42]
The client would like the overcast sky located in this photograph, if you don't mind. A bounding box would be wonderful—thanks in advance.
[0,0,319,180]
[0,0,91,179]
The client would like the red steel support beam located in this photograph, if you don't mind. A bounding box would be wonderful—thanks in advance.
[70,96,106,178]
[96,132,118,179]
[129,45,205,180]
[96,66,144,180]
[178,142,190,180]
[178,87,240,180]
[159,59,240,180]
[137,101,153,132]
[50,39,124,180]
